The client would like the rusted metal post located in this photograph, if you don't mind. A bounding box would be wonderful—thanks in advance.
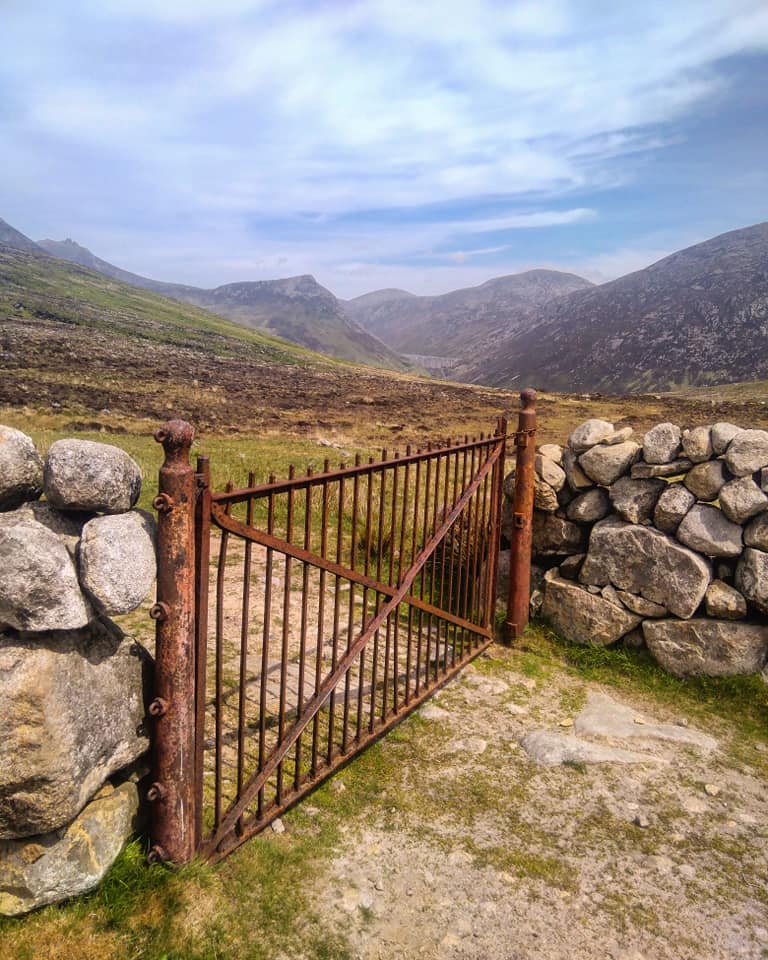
[149,420,197,865]
[505,389,537,641]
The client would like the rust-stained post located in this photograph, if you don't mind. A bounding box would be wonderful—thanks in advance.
[148,419,197,865]
[505,389,537,641]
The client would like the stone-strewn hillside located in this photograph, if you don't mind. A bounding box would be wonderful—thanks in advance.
[345,269,593,358]
[461,222,768,393]
[38,237,408,371]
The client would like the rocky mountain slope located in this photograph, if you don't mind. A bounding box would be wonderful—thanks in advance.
[345,270,594,358]
[0,217,46,256]
[460,222,768,393]
[37,237,407,371]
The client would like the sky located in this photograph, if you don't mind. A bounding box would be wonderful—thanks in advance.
[1,0,768,298]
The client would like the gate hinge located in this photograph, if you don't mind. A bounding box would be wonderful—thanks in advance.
[513,513,527,529]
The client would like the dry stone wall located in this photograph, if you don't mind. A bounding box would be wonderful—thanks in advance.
[502,418,768,679]
[0,426,155,916]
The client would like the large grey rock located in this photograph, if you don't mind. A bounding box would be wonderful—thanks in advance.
[644,618,768,677]
[0,518,91,631]
[681,426,713,464]
[44,440,142,513]
[538,444,563,464]
[676,503,743,558]
[568,419,614,453]
[566,488,610,523]
[579,441,641,486]
[0,621,150,838]
[653,484,696,533]
[735,548,768,615]
[79,511,156,615]
[530,512,586,556]
[580,518,711,619]
[0,781,139,916]
[574,691,717,750]
[503,470,558,513]
[718,477,768,524]
[705,580,747,620]
[724,430,768,477]
[519,729,659,767]
[744,513,768,551]
[0,426,43,511]
[535,454,566,492]
[2,501,93,558]
[562,448,593,491]
[684,460,730,502]
[542,573,640,646]
[609,477,665,524]
[630,459,692,479]
[643,423,682,464]
[711,422,743,455]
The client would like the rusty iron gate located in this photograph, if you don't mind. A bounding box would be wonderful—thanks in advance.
[148,391,537,865]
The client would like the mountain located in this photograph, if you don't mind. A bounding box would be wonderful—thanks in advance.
[345,269,594,359]
[460,222,768,393]
[0,218,46,255]
[38,237,407,370]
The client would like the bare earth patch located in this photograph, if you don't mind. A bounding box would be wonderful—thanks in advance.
[307,648,768,960]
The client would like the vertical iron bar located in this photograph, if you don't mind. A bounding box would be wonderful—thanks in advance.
[506,390,537,640]
[151,420,196,866]
[235,473,255,834]
[276,468,295,802]
[257,479,276,816]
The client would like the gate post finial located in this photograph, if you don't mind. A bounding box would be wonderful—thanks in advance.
[505,390,537,642]
[150,419,198,865]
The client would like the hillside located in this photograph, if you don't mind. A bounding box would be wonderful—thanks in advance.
[345,269,594,358]
[38,237,408,371]
[0,217,46,255]
[460,222,768,393]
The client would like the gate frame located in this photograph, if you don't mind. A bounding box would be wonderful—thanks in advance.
[149,392,537,865]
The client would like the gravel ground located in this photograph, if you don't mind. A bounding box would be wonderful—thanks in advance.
[309,648,768,960]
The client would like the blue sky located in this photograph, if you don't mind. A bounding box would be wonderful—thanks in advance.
[1,0,767,297]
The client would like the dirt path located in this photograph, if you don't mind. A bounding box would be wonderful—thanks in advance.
[304,646,768,960]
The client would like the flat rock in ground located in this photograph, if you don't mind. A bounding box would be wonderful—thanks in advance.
[44,439,142,513]
[580,518,711,619]
[79,511,156,615]
[676,503,743,558]
[0,517,91,631]
[579,441,641,486]
[569,419,615,453]
[711,422,743,455]
[682,426,713,463]
[643,423,682,464]
[0,620,150,838]
[519,729,661,766]
[574,692,717,750]
[542,574,640,646]
[718,477,768,524]
[0,781,139,916]
[735,548,768,615]
[0,426,43,511]
[725,429,768,477]
[705,580,747,620]
[684,460,730,502]
[609,477,665,524]
[644,618,768,678]
[653,484,696,533]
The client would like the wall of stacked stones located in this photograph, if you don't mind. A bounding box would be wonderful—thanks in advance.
[0,425,156,916]
[501,419,768,679]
